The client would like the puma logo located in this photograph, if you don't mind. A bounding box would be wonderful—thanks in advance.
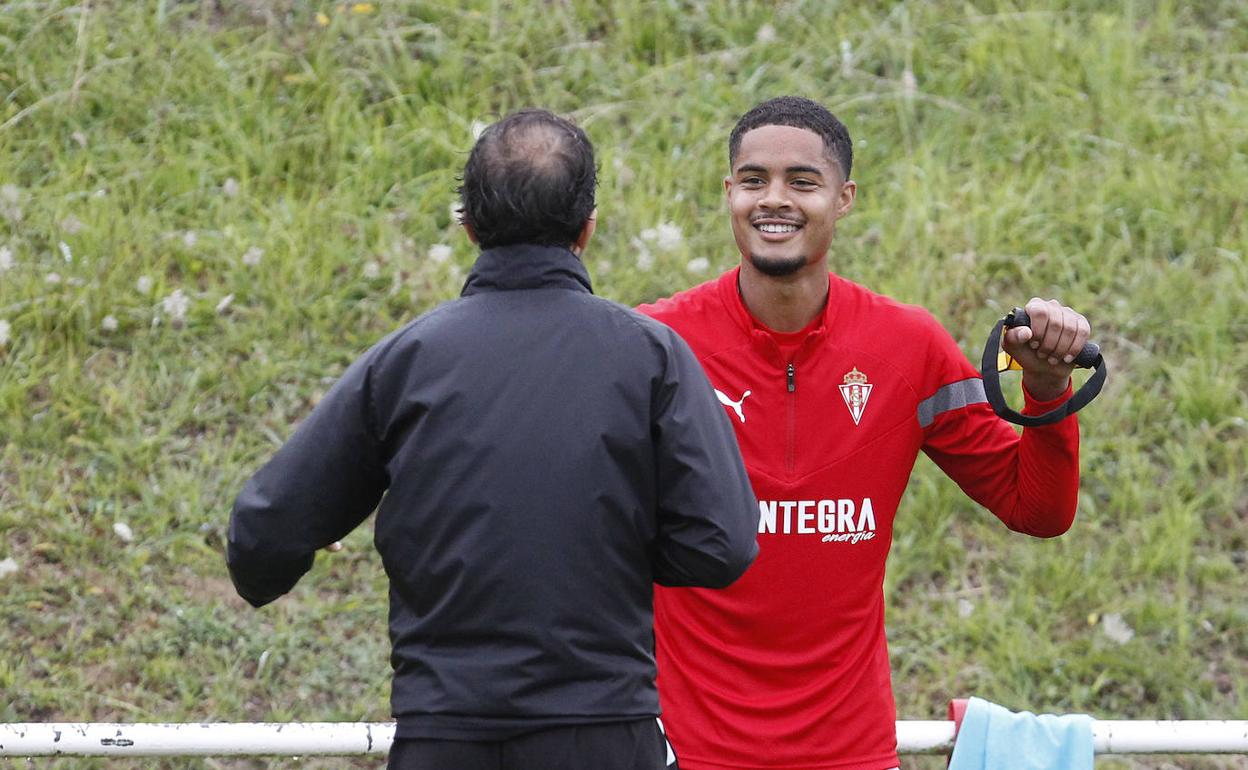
[715,388,751,423]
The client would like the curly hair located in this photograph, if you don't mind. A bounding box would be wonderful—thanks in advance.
[728,96,853,179]
[459,110,597,250]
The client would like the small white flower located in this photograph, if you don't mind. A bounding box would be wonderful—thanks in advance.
[113,521,135,543]
[216,294,235,314]
[45,272,62,285]
[655,222,684,252]
[0,319,10,347]
[162,289,190,324]
[1101,612,1135,645]
[639,228,658,243]
[363,261,382,279]
[840,39,854,73]
[222,177,240,197]
[595,259,612,275]
[241,246,264,266]
[902,69,918,97]
[72,131,88,148]
[61,216,83,235]
[428,244,453,264]
[686,257,710,273]
[631,238,654,271]
[0,185,18,205]
[957,598,975,618]
[101,315,119,332]
[136,275,153,294]
[182,231,198,249]
[756,24,776,44]
[470,120,488,140]
[0,557,18,579]
[59,242,73,263]
[0,246,13,272]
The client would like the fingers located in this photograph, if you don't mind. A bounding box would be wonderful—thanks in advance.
[1022,298,1091,366]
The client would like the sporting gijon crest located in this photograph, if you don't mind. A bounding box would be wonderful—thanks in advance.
[838,367,872,426]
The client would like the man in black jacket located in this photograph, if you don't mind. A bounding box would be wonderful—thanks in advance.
[227,109,759,770]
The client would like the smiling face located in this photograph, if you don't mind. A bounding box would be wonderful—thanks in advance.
[725,124,856,277]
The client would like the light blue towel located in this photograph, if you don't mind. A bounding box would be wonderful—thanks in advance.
[947,696,1094,770]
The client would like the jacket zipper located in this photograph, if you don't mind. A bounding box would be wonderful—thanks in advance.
[785,362,796,472]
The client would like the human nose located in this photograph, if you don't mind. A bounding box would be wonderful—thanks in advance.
[757,178,791,210]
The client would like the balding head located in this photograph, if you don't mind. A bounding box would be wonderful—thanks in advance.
[459,110,597,250]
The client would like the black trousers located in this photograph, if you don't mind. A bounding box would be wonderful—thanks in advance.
[387,719,667,770]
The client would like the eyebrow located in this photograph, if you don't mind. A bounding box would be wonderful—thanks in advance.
[735,163,826,177]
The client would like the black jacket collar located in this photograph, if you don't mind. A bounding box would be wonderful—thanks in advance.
[461,244,593,297]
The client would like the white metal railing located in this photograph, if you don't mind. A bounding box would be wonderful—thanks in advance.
[2,721,1247,757]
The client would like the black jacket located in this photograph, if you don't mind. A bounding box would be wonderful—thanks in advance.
[227,244,758,739]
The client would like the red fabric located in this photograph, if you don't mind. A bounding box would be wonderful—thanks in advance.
[637,268,1080,770]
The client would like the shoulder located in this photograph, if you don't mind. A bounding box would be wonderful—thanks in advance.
[636,270,743,357]
[832,274,946,338]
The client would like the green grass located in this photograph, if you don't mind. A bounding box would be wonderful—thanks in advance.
[1,1,1246,768]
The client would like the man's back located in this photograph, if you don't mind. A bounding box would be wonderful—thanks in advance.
[229,245,759,741]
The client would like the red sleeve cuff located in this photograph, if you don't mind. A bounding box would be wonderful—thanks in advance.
[1021,379,1074,413]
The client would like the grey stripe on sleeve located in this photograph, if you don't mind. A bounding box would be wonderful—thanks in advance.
[917,377,987,428]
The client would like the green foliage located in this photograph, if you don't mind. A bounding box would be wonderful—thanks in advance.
[1,1,1245,768]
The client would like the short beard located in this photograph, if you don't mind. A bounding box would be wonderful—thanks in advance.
[749,253,807,277]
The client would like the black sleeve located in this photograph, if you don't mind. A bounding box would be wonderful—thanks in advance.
[226,352,390,607]
[650,330,759,588]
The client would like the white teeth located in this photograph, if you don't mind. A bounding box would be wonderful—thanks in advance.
[757,223,799,233]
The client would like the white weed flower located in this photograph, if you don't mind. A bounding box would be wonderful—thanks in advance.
[222,177,240,197]
[242,246,264,266]
[756,24,776,44]
[631,238,654,271]
[471,120,488,140]
[957,598,975,618]
[363,261,382,279]
[1101,613,1135,645]
[162,289,190,324]
[428,244,453,264]
[840,40,854,73]
[182,231,198,249]
[639,228,658,243]
[101,315,119,332]
[45,272,62,285]
[0,185,18,205]
[59,241,73,263]
[72,131,88,148]
[215,294,234,314]
[595,259,612,276]
[0,557,17,579]
[655,222,684,252]
[113,521,135,543]
[686,257,710,273]
[136,275,153,294]
[0,246,13,272]
[902,69,918,97]
[0,319,10,347]
[61,215,83,235]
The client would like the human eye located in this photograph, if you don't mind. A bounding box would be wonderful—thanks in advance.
[791,177,819,189]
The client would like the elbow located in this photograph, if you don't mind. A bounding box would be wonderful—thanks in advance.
[701,541,759,588]
[1011,510,1076,539]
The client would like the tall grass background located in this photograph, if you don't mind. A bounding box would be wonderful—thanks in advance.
[1,1,1245,768]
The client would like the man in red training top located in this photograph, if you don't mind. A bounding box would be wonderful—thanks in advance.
[639,96,1092,770]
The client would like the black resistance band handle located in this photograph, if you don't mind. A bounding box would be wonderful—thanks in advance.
[980,307,1107,427]
[1006,308,1102,369]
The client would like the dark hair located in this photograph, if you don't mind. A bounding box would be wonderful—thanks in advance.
[728,96,853,179]
[458,109,597,250]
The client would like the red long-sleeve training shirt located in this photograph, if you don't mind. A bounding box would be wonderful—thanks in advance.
[638,268,1080,770]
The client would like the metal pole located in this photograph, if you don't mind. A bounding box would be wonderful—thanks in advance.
[2,721,1247,757]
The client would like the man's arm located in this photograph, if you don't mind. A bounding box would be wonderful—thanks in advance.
[922,299,1090,537]
[227,354,389,607]
[650,329,759,587]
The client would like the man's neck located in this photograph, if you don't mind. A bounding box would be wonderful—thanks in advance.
[738,259,830,333]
